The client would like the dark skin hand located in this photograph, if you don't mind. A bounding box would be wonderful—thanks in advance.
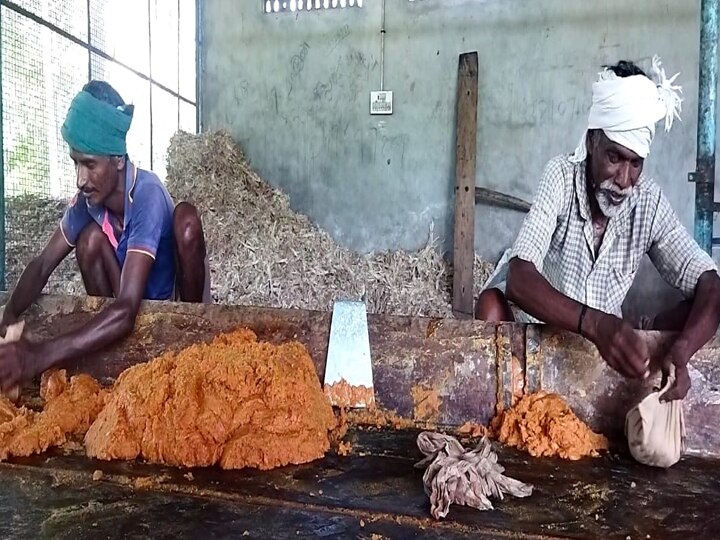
[0,152,153,390]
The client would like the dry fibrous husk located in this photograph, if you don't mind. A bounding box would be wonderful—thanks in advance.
[415,431,533,519]
[5,195,83,295]
[165,130,495,317]
[4,130,496,318]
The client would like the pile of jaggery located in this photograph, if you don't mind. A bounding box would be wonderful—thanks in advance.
[0,370,106,461]
[85,328,335,470]
[490,392,609,460]
[0,329,607,467]
[0,328,336,470]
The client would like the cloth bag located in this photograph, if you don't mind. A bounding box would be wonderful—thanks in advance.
[624,377,686,468]
[414,432,533,519]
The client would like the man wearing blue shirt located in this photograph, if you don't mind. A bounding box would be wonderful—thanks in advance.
[0,80,210,391]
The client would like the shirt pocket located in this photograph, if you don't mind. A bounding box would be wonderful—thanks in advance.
[607,256,639,303]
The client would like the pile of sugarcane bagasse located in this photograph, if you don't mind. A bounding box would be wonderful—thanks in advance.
[6,130,496,318]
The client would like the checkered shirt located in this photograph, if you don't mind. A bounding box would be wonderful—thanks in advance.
[509,154,717,322]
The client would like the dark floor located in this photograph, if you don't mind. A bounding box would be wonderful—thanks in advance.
[0,428,717,539]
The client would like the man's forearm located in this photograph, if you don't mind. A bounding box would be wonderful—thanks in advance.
[33,300,137,372]
[672,270,720,362]
[3,258,51,323]
[506,258,594,336]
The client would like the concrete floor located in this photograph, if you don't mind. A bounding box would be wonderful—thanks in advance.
[0,428,716,539]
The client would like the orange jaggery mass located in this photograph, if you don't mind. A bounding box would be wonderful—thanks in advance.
[491,391,609,460]
[0,369,107,460]
[84,328,336,470]
[324,378,375,408]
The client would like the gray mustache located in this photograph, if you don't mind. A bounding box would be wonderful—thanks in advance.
[599,181,632,197]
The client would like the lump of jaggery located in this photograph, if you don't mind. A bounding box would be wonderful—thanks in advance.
[84,328,336,470]
[456,421,488,439]
[0,369,107,461]
[491,392,608,460]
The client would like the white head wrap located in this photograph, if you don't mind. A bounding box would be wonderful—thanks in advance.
[570,55,683,163]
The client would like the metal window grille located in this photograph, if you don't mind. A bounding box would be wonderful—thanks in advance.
[264,0,363,14]
[0,0,198,291]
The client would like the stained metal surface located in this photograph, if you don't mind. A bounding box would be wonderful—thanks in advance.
[11,294,500,426]
[1,428,720,539]
[7,293,720,456]
[691,0,720,254]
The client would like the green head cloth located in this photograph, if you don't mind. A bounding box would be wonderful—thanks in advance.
[61,90,134,156]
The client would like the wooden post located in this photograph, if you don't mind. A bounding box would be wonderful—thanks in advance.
[452,52,479,318]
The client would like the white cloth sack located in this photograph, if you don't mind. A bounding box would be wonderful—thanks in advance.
[624,377,686,468]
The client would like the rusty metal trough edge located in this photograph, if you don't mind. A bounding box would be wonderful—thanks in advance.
[4,293,720,457]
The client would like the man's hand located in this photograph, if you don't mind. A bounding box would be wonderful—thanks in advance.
[659,347,692,402]
[0,339,40,392]
[0,312,18,337]
[585,310,650,379]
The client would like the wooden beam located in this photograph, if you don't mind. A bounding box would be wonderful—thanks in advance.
[475,186,532,212]
[452,52,479,318]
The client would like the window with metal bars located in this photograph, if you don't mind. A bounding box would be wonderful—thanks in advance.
[264,0,363,14]
[0,0,197,290]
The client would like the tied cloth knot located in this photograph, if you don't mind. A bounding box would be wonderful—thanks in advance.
[61,90,134,156]
[571,55,683,162]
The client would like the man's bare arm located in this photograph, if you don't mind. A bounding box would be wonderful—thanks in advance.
[0,252,153,390]
[507,257,648,379]
[34,252,153,369]
[2,228,72,325]
[661,270,720,401]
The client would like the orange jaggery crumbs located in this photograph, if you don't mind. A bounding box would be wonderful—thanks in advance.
[456,421,488,439]
[0,369,107,461]
[490,391,609,461]
[324,378,375,408]
[84,328,336,470]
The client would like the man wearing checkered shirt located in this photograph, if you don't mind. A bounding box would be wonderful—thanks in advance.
[476,58,720,402]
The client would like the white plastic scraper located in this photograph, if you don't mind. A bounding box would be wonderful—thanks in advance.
[323,300,375,409]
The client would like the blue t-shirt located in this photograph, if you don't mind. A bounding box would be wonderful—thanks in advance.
[60,161,176,300]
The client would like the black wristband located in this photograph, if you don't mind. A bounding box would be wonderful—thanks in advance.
[578,305,588,336]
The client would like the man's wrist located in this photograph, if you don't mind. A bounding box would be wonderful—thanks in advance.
[1,309,16,327]
[26,340,55,377]
[580,307,601,341]
[668,337,693,367]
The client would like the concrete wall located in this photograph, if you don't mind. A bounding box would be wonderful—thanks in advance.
[201,0,708,318]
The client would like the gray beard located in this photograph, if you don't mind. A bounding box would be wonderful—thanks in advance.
[595,191,624,218]
[595,180,632,218]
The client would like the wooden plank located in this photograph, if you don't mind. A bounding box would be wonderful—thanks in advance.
[536,326,720,456]
[475,186,532,212]
[452,52,479,318]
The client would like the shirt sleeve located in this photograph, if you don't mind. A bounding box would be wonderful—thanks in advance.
[59,191,93,247]
[510,157,567,273]
[648,189,718,298]
[126,183,170,259]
